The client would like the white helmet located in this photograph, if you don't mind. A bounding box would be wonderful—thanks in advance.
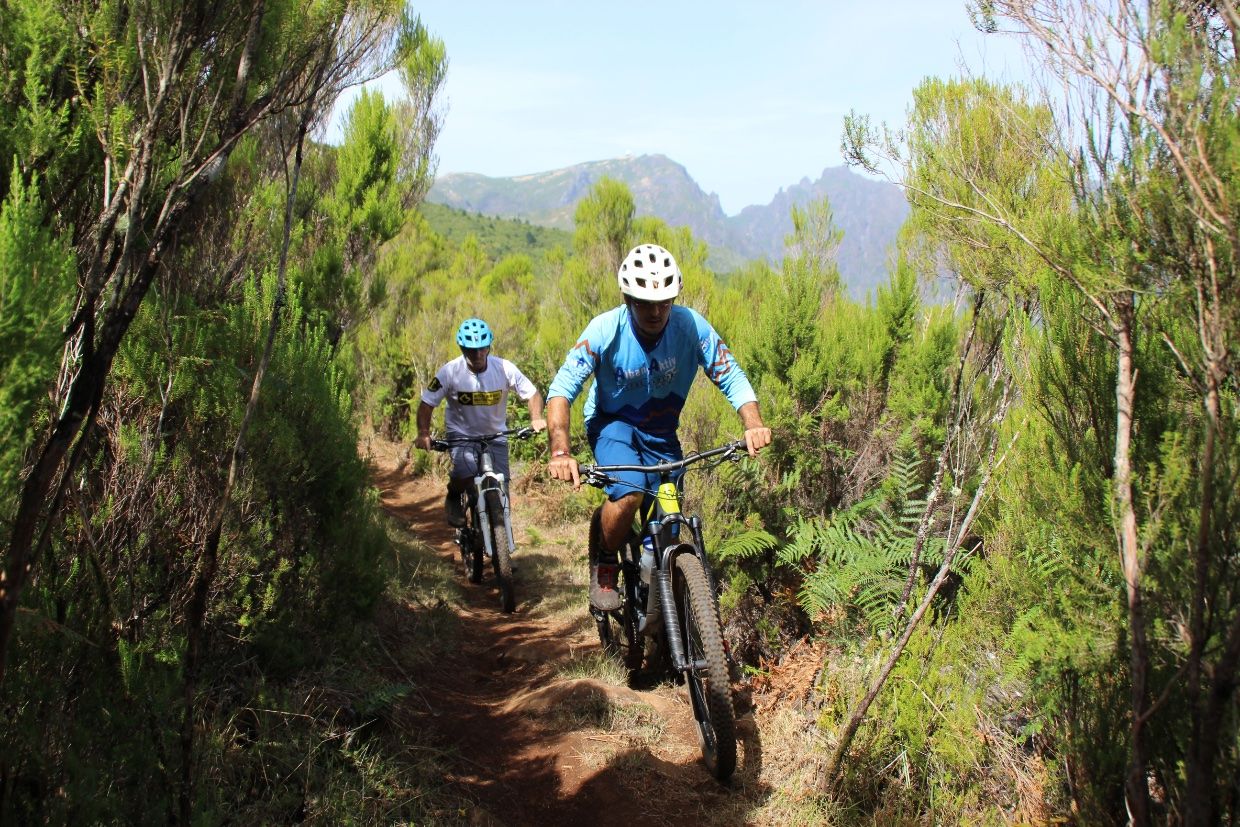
[617,244,681,301]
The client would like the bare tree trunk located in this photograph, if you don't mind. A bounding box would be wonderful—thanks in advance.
[177,54,323,823]
[821,378,1015,789]
[1189,610,1240,827]
[1112,295,1150,827]
[1183,255,1226,825]
[0,2,268,683]
[894,291,985,619]
[0,218,182,681]
[1181,381,1220,825]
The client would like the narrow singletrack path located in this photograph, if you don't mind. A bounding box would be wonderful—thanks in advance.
[367,442,771,826]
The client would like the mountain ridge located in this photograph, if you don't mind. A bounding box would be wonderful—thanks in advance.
[427,154,909,298]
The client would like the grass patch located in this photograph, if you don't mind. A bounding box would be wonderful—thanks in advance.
[556,650,628,685]
[611,701,667,747]
[546,691,616,730]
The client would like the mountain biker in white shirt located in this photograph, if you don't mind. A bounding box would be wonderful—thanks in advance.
[415,318,546,526]
[545,244,772,611]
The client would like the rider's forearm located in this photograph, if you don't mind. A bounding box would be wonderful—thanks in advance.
[415,401,434,436]
[546,396,572,454]
[526,391,545,423]
[737,400,764,430]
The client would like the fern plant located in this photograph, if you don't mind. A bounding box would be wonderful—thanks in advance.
[715,528,780,563]
[780,451,949,634]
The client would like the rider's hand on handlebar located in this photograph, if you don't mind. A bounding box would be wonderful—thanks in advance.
[415,432,432,451]
[530,417,547,433]
[743,426,772,457]
[548,452,580,489]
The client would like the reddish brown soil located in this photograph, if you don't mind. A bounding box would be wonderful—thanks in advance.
[368,444,772,826]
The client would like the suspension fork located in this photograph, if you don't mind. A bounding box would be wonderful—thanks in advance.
[474,447,512,556]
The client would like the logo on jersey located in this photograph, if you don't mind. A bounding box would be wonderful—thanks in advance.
[614,364,646,388]
[457,390,502,406]
[650,356,677,389]
[427,377,442,392]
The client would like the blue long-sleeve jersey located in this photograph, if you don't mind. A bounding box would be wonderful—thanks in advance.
[547,304,757,435]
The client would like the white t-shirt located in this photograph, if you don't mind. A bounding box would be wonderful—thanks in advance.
[421,355,538,435]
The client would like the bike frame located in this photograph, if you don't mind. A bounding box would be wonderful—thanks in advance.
[583,440,745,673]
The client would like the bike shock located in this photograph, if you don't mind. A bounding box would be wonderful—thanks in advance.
[656,568,689,671]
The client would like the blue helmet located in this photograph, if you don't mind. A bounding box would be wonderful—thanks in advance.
[455,318,493,348]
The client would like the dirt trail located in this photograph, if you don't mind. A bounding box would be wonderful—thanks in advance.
[368,444,773,826]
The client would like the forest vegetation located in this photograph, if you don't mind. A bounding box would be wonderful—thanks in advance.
[1,0,1238,825]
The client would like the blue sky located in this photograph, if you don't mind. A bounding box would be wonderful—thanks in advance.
[329,2,1033,216]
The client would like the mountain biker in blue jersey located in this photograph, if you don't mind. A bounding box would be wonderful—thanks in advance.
[546,243,772,611]
[416,318,546,527]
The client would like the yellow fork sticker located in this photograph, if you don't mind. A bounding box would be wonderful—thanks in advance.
[656,482,680,514]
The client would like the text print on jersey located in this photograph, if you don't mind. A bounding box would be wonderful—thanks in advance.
[456,390,503,406]
[611,357,679,391]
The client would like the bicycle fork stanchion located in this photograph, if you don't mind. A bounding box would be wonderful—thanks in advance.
[477,499,494,559]
[503,497,516,550]
[475,450,506,563]
[656,568,690,672]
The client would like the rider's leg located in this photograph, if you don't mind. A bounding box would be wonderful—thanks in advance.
[586,420,679,611]
[587,493,639,611]
[445,475,470,527]
[599,493,641,556]
[445,437,481,527]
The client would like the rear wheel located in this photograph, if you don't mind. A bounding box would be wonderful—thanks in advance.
[673,552,737,781]
[485,490,515,613]
[462,504,483,584]
[590,512,642,668]
[595,563,642,669]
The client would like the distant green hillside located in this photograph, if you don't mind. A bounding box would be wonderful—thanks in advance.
[419,202,571,261]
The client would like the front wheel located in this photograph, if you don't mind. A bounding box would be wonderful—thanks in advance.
[485,490,515,613]
[673,552,737,781]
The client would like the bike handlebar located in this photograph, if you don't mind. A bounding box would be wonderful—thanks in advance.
[430,426,537,452]
[579,439,748,489]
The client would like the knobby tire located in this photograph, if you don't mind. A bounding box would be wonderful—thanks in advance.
[590,514,641,668]
[674,552,737,781]
[463,504,483,585]
[485,490,515,613]
[596,602,642,669]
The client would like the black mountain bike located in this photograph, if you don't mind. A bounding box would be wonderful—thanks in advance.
[431,427,534,613]
[580,439,749,781]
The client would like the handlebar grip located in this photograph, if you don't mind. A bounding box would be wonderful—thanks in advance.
[430,439,448,451]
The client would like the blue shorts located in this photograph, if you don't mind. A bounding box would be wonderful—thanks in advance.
[586,419,682,502]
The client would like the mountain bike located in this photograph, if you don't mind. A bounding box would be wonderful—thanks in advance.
[431,427,535,613]
[580,439,748,781]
